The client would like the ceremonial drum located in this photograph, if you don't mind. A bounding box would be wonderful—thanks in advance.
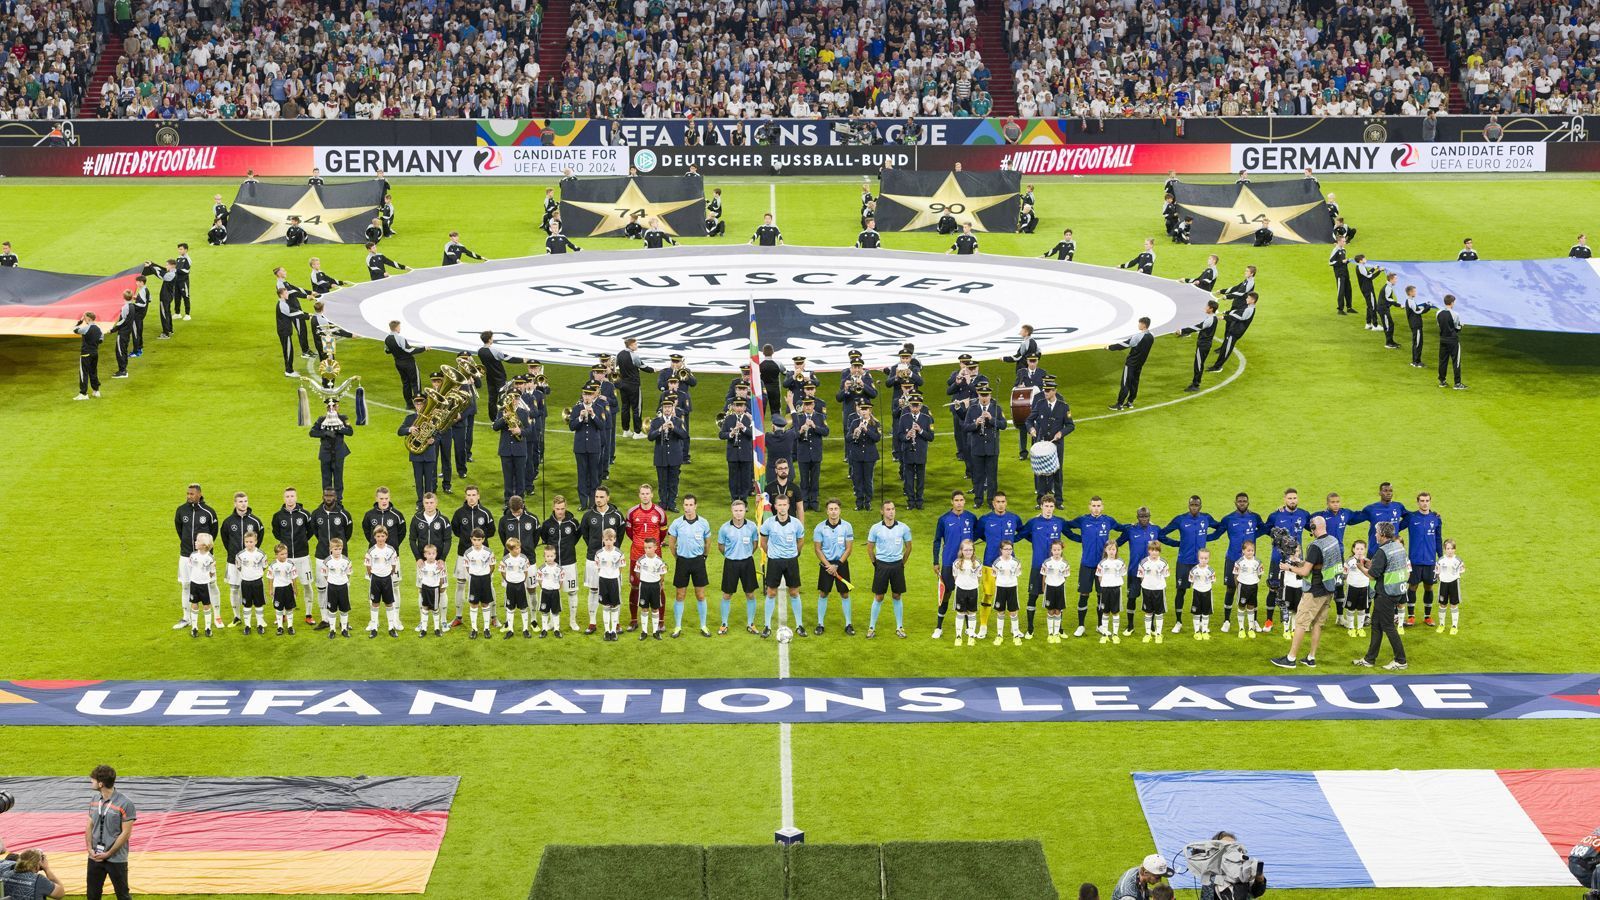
[1029,441,1060,475]
[1010,387,1038,429]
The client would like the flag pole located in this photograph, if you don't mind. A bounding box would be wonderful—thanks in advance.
[748,294,768,576]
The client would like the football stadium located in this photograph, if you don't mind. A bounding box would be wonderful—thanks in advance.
[2,3,1600,899]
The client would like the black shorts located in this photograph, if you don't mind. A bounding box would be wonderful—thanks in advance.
[1346,585,1370,610]
[273,584,297,611]
[817,560,852,595]
[673,556,708,588]
[994,585,1019,612]
[540,587,563,614]
[1409,564,1436,586]
[505,581,529,610]
[241,578,265,607]
[1141,588,1166,614]
[1440,581,1461,604]
[1044,583,1066,611]
[1076,566,1096,596]
[955,586,978,613]
[765,556,801,590]
[1190,589,1213,615]
[1095,585,1119,614]
[419,583,443,610]
[326,582,351,613]
[468,572,494,605]
[721,557,758,595]
[640,581,663,609]
[599,576,621,607]
[872,560,906,595]
[1239,582,1259,605]
[370,575,396,605]
[188,582,211,605]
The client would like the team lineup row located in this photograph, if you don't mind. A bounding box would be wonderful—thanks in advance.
[167,481,1464,653]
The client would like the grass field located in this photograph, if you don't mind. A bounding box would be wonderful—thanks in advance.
[1,173,1598,899]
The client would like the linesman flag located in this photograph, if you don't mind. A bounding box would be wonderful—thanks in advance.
[1171,180,1336,245]
[875,170,1022,232]
[559,176,706,237]
[226,181,386,245]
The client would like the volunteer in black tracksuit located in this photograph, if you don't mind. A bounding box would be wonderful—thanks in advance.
[1119,239,1154,274]
[1184,254,1218,292]
[384,322,426,405]
[1210,293,1257,370]
[1329,237,1353,314]
[1457,239,1479,261]
[275,287,309,376]
[174,244,193,319]
[615,338,654,436]
[207,218,228,245]
[1570,235,1592,258]
[285,217,309,247]
[1178,300,1219,392]
[1437,294,1466,389]
[1403,286,1437,368]
[110,291,134,377]
[1042,229,1075,261]
[642,221,677,249]
[856,219,882,248]
[366,243,410,280]
[129,275,150,355]
[1109,318,1154,410]
[442,231,485,265]
[310,259,349,294]
[73,312,102,399]
[949,224,979,255]
[145,260,178,339]
[1354,255,1383,329]
[546,226,581,254]
[1253,221,1275,246]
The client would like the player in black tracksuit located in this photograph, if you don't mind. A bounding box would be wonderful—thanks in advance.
[1329,238,1353,314]
[1178,301,1219,392]
[1109,319,1155,410]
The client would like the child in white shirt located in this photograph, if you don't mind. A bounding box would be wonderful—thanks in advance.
[1039,540,1072,643]
[268,543,299,635]
[502,538,533,638]
[635,537,668,641]
[1188,549,1216,639]
[186,534,219,638]
[1094,541,1125,645]
[594,529,625,639]
[536,546,565,638]
[1343,541,1371,637]
[951,540,981,646]
[235,531,268,634]
[990,541,1023,646]
[364,527,402,637]
[1436,539,1465,634]
[1136,543,1170,643]
[1233,541,1263,639]
[323,538,354,638]
[417,544,448,636]
[462,528,498,638]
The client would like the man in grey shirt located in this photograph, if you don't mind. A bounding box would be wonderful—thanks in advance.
[1113,853,1172,899]
[86,764,136,900]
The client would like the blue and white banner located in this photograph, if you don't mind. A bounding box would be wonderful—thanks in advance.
[1374,257,1600,333]
[1,674,1597,726]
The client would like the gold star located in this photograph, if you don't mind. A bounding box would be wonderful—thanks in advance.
[562,180,703,236]
[234,188,378,244]
[879,173,1018,232]
[1179,184,1328,244]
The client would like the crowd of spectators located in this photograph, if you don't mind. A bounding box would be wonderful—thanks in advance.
[549,0,994,119]
[0,0,100,120]
[96,0,545,120]
[1434,0,1600,114]
[1002,0,1468,118]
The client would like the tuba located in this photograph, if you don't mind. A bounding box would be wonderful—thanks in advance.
[403,358,483,454]
[501,383,523,437]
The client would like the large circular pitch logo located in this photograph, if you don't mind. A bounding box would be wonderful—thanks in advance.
[321,246,1211,373]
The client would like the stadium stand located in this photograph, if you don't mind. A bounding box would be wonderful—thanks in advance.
[0,0,101,120]
[1432,0,1600,115]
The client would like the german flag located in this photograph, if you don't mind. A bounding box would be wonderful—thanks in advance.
[0,265,142,337]
[0,776,457,894]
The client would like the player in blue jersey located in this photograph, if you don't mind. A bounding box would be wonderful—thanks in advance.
[930,491,978,639]
[1020,494,1066,637]
[1160,495,1217,633]
[975,492,1023,639]
[1402,491,1444,625]
[1348,481,1408,560]
[1311,491,1358,626]
[1212,492,1265,632]
[1065,496,1123,637]
[1116,507,1163,636]
[1262,488,1311,632]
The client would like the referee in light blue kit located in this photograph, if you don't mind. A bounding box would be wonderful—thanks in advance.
[717,499,761,635]
[867,500,913,639]
[759,494,807,638]
[665,496,713,638]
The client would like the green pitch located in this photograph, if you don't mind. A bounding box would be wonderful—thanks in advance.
[1,174,1598,899]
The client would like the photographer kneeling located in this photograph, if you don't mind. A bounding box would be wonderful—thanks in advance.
[0,849,68,900]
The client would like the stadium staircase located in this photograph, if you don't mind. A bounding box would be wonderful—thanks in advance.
[1404,0,1466,112]
[976,7,1016,116]
[538,0,573,115]
[86,34,124,117]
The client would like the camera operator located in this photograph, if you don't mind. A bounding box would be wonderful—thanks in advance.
[1571,822,1600,899]
[0,849,66,900]
[901,116,922,146]
[755,119,779,146]
[1272,516,1340,669]
[1113,854,1172,900]
[86,764,136,900]
[1196,832,1267,900]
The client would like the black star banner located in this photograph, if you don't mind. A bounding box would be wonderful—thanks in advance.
[227,181,386,245]
[1172,180,1335,245]
[559,177,706,237]
[876,170,1022,233]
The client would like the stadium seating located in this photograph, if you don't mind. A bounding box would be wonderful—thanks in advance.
[1432,0,1600,115]
[0,2,99,120]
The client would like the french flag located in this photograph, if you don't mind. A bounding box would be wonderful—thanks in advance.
[1135,768,1600,889]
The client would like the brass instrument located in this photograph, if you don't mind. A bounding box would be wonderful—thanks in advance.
[403,358,483,454]
[501,386,523,438]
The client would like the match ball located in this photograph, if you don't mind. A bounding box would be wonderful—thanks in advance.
[776,626,794,643]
